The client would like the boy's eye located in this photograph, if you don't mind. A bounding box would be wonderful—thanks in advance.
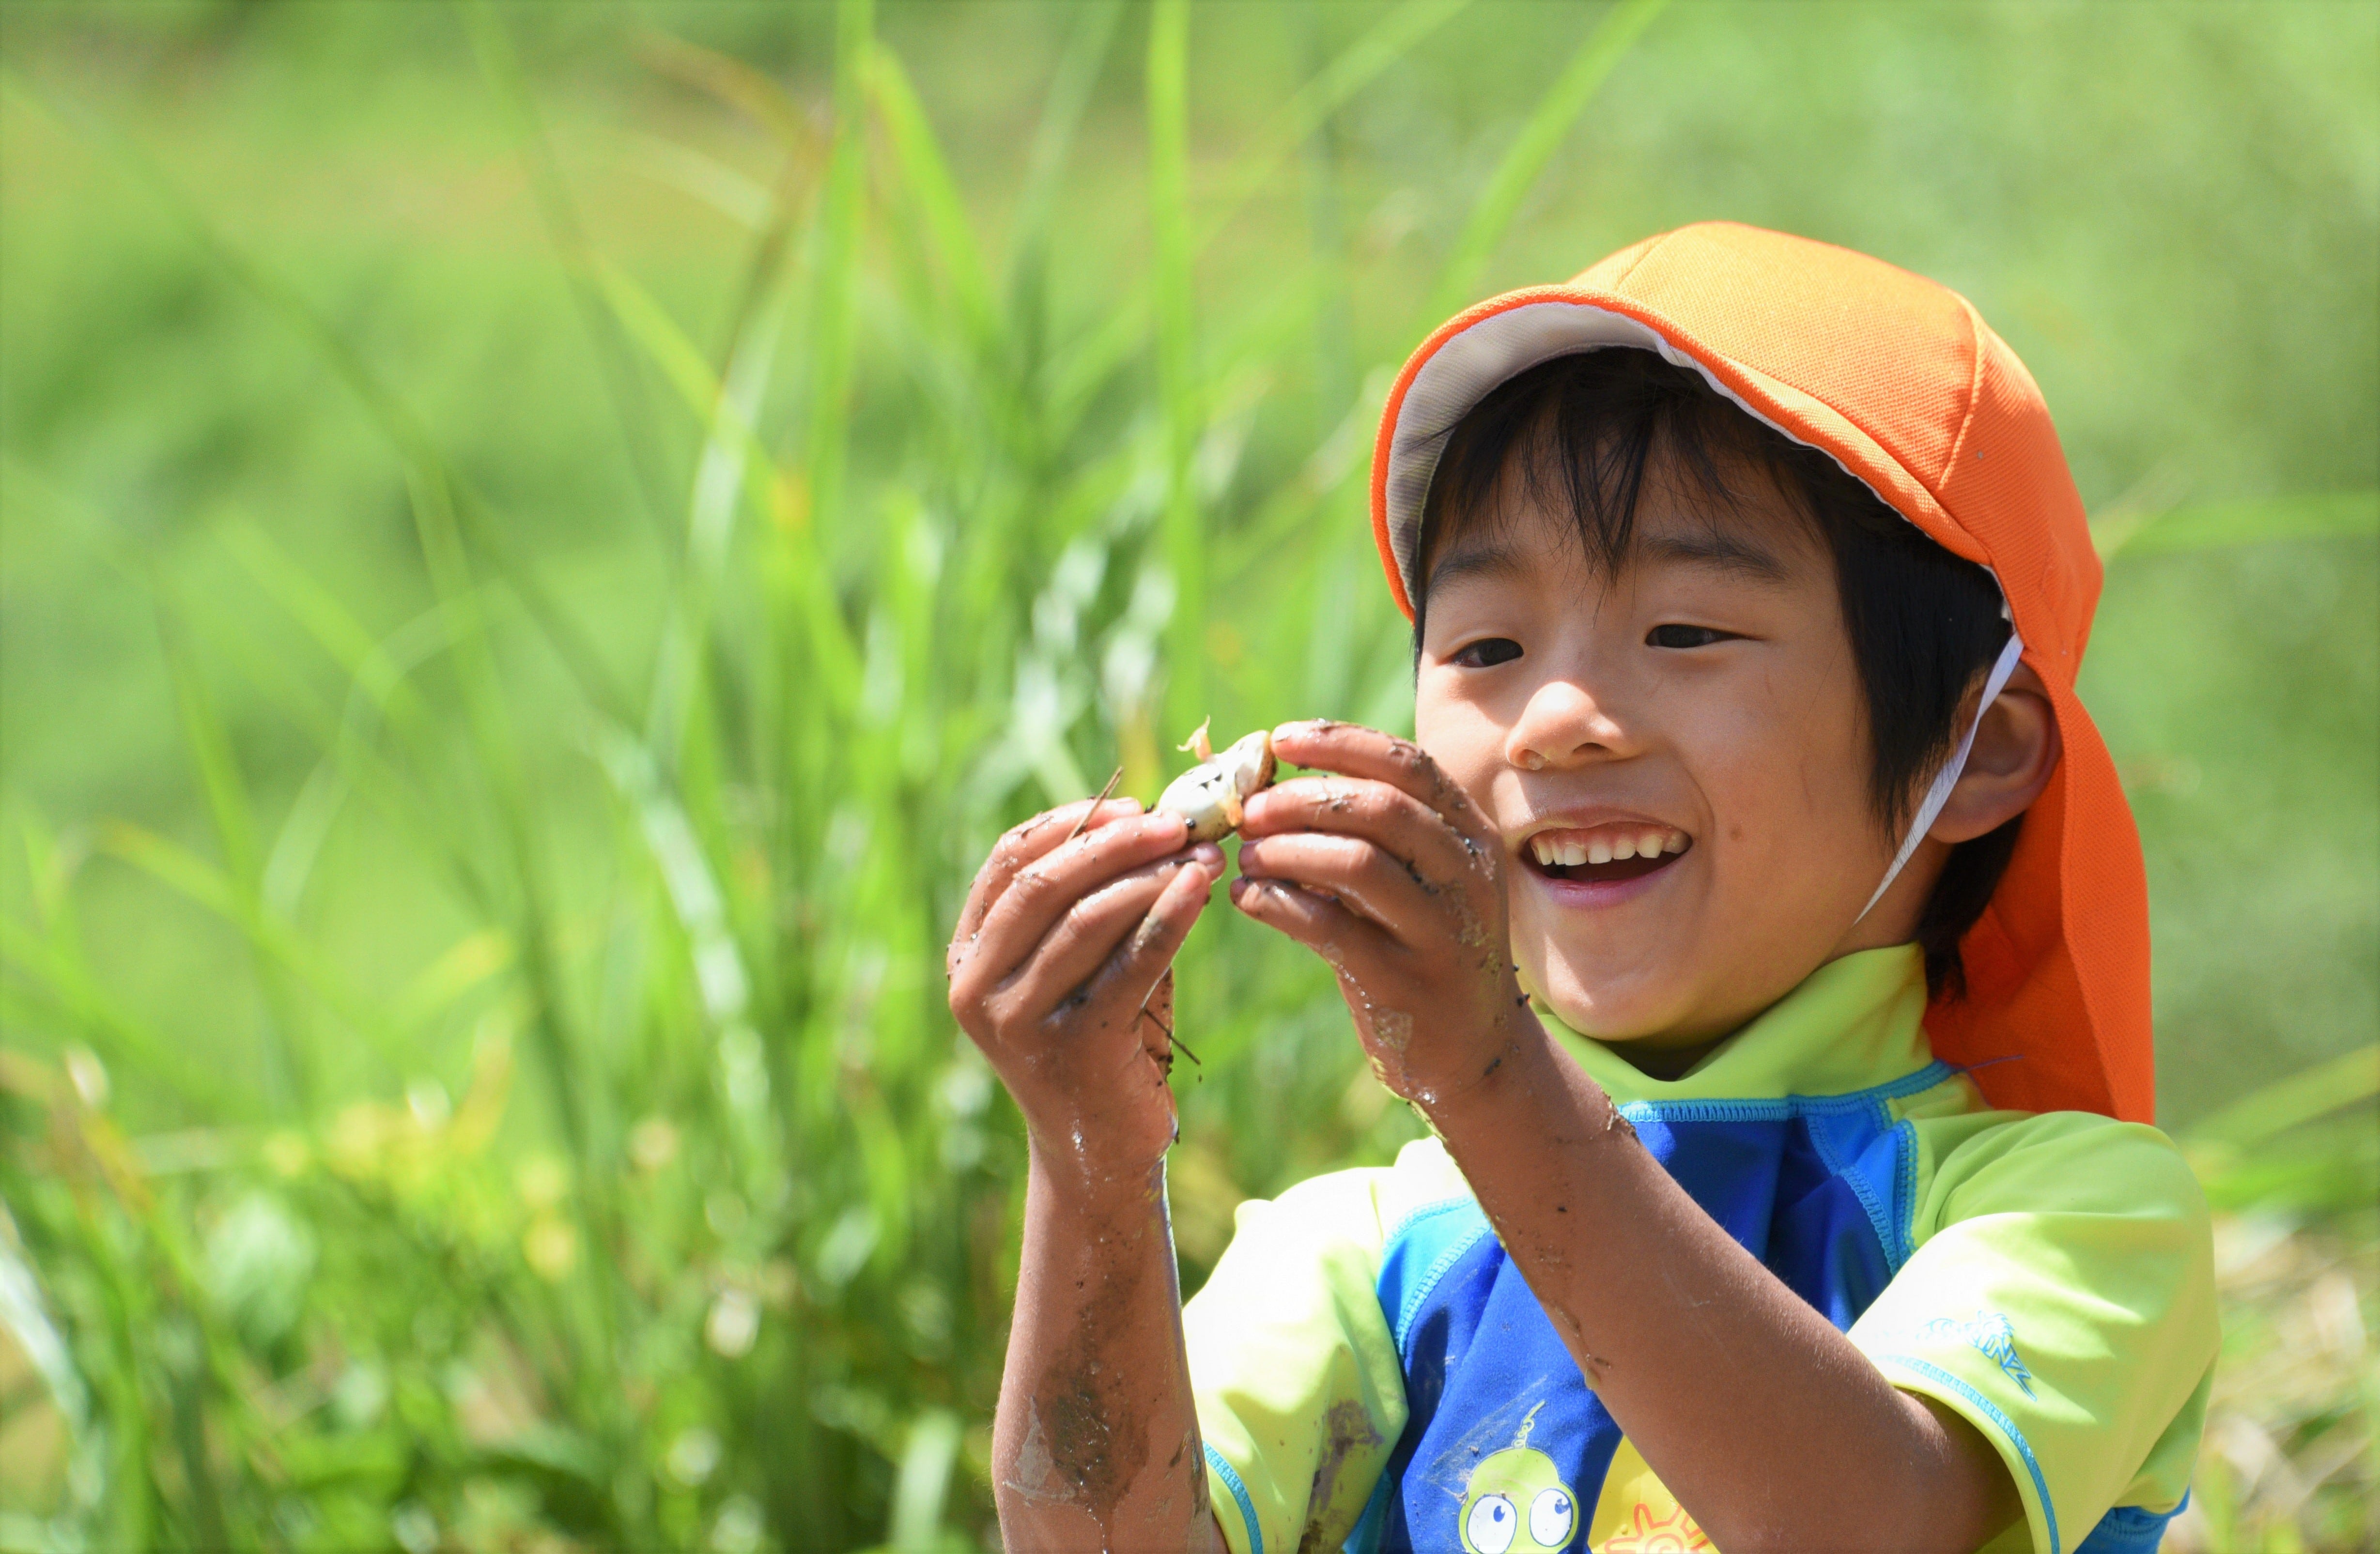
[1448,637,1522,668]
[1646,624,1736,649]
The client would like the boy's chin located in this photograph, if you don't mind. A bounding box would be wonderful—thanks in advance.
[1528,949,1809,1051]
[1524,959,1707,1046]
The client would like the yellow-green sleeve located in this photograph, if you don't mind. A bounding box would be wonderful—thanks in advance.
[1849,1112,2219,1554]
[1181,1165,1410,1554]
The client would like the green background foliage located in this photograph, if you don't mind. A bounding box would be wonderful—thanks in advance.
[0,2,2372,1549]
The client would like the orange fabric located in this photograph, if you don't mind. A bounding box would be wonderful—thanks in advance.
[1369,222,2153,1122]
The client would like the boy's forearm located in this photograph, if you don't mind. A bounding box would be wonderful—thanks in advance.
[993,1145,1225,1553]
[1422,1031,2018,1554]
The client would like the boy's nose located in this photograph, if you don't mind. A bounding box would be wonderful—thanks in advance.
[1505,679,1633,770]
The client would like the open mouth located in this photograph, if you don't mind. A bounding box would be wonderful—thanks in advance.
[1521,825,1692,885]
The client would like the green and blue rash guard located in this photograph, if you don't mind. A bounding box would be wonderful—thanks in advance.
[1181,947,2218,1554]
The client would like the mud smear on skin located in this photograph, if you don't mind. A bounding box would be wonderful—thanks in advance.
[1037,1362,1141,1536]
[1004,1400,1066,1505]
[1549,1296,1614,1384]
[1488,1097,1642,1390]
[1015,1193,1174,1546]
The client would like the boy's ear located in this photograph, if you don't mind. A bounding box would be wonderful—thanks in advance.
[1929,663,2061,846]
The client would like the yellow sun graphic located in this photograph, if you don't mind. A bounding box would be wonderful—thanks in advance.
[1597,1502,1713,1554]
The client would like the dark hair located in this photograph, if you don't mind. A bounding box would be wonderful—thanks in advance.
[1414,348,2021,998]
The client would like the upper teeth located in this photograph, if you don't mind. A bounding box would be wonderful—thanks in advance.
[1529,829,1687,868]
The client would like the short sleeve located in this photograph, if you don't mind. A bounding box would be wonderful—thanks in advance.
[1848,1112,2219,1554]
[1182,1166,1410,1554]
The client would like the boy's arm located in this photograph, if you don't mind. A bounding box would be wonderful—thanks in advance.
[945,797,1229,1551]
[1232,723,2020,1554]
[1418,1026,2020,1554]
[998,1143,1227,1552]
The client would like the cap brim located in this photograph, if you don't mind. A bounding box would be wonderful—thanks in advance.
[1370,288,1995,619]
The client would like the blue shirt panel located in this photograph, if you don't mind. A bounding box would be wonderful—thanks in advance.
[1364,1097,1914,1554]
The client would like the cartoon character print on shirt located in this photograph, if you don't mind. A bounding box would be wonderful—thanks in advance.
[1595,1504,1712,1554]
[1584,1438,1711,1554]
[1457,1404,1579,1553]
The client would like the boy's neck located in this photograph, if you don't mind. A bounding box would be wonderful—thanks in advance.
[1604,1032,1731,1082]
[1538,945,1936,1103]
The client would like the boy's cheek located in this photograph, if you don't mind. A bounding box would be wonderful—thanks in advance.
[1413,720,1506,818]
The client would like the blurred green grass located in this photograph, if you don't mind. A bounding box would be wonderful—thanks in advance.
[0,2,2372,1550]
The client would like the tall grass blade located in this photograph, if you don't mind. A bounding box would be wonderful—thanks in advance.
[150,595,314,1113]
[91,822,414,1080]
[594,730,779,1192]
[1148,0,1203,741]
[805,0,876,546]
[214,521,424,724]
[1208,0,1470,237]
[1003,0,1124,289]
[1049,0,1469,433]
[2186,1042,2380,1151]
[867,46,1000,360]
[1425,0,1670,320]
[2096,488,2380,561]
[211,527,514,918]
[2,829,241,1114]
[463,0,679,545]
[650,272,791,762]
[634,29,824,165]
[592,258,862,720]
[886,1407,963,1552]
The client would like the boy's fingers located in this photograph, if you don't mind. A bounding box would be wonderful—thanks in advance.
[1234,832,1443,944]
[1267,721,1490,839]
[953,809,1183,995]
[951,798,1144,959]
[1227,871,1394,972]
[993,848,1221,1022]
[1076,855,1221,1023]
[1238,775,1482,887]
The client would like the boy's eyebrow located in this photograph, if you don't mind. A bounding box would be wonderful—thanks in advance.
[1423,538,1534,595]
[1639,528,1793,581]
[1423,527,1793,597]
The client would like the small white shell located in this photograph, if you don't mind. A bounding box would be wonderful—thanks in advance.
[1156,728,1276,842]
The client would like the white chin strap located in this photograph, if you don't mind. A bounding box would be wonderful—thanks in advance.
[1857,631,2028,923]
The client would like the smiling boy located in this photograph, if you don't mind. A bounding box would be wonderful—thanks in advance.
[947,224,2216,1554]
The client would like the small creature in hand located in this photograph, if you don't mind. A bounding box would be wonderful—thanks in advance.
[1156,719,1277,841]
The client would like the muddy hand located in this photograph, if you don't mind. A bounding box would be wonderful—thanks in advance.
[948,795,1225,1185]
[1229,720,1535,1108]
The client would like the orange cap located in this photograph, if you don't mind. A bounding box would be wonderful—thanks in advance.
[1370,222,2152,1122]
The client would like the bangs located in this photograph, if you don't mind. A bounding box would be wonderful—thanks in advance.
[1414,348,1804,603]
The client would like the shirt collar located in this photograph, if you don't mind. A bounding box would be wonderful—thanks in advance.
[1532,945,1933,1106]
